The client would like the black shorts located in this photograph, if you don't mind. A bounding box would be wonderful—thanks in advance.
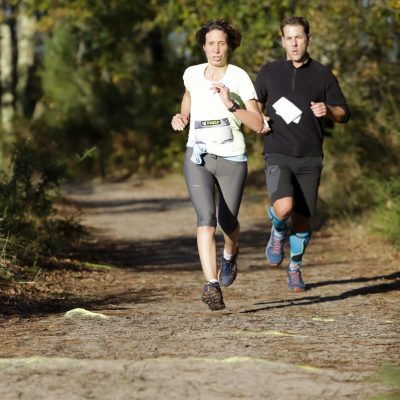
[265,153,323,217]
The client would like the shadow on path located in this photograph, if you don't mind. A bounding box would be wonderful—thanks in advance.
[306,271,400,289]
[71,227,268,272]
[0,287,161,319]
[241,272,400,314]
[67,197,191,215]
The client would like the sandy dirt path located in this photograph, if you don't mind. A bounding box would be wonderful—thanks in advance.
[0,174,399,399]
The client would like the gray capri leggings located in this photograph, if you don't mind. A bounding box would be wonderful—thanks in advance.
[183,147,247,234]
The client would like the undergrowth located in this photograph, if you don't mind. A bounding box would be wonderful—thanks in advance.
[0,140,86,282]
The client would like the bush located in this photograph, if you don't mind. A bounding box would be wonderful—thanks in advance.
[0,140,84,266]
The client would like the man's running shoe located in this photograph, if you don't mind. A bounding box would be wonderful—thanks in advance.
[218,247,239,287]
[266,226,285,266]
[287,266,306,292]
[201,281,225,311]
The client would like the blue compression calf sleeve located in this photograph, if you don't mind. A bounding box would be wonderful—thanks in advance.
[268,206,288,233]
[289,231,312,265]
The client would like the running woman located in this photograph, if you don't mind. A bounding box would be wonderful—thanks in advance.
[255,16,350,292]
[171,19,263,310]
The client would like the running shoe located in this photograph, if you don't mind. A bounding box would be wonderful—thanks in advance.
[287,266,306,292]
[201,281,225,311]
[266,226,285,266]
[218,247,239,287]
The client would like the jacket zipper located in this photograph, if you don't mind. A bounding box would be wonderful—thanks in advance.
[291,68,297,91]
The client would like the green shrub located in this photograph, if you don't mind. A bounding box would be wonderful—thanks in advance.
[0,140,84,263]
[367,178,400,248]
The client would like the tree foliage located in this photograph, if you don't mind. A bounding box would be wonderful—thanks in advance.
[0,0,399,244]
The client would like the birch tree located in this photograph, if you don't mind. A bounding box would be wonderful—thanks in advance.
[0,2,15,134]
[16,0,35,117]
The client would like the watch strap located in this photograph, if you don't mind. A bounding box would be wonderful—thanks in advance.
[228,100,240,112]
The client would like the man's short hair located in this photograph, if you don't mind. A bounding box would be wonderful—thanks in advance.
[280,16,310,36]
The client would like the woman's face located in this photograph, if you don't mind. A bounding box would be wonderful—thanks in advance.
[203,29,229,67]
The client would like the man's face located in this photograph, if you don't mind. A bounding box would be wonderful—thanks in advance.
[203,29,229,67]
[281,24,311,65]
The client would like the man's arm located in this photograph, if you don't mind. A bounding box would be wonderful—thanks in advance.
[310,102,349,123]
[171,89,190,131]
[326,105,347,122]
[311,69,350,123]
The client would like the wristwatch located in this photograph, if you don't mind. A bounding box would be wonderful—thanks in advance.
[227,100,240,112]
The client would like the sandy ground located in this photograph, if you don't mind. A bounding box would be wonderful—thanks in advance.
[0,173,399,400]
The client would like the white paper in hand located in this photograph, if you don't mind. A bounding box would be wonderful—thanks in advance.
[272,97,302,124]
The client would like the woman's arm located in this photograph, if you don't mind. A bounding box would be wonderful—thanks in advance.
[171,89,191,131]
[236,98,264,134]
[211,83,263,133]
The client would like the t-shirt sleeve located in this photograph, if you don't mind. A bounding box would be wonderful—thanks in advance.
[183,67,193,91]
[237,70,258,103]
[325,70,350,122]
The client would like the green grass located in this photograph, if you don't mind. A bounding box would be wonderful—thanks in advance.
[83,262,115,271]
[367,364,400,400]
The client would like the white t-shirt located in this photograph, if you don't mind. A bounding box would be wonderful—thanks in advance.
[183,63,257,157]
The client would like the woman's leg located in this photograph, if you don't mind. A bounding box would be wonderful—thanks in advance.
[183,149,219,280]
[214,158,247,287]
[196,226,217,281]
[215,158,248,252]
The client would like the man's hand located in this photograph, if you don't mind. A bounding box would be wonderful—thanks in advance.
[311,101,348,122]
[171,113,189,131]
[310,101,327,118]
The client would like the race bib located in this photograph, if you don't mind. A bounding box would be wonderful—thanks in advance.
[194,118,233,145]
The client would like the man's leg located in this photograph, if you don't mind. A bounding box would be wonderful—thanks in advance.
[287,156,322,292]
[264,154,293,266]
[287,213,311,292]
[266,197,292,266]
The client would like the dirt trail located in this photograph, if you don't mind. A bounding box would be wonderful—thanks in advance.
[0,174,399,400]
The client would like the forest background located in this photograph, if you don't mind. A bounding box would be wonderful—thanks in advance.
[0,0,399,275]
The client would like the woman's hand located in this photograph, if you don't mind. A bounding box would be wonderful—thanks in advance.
[210,83,233,108]
[171,113,189,131]
[261,114,271,134]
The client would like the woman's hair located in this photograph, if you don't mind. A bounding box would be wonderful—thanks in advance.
[196,19,241,52]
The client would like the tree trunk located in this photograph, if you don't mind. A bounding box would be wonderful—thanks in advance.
[0,13,14,134]
[16,2,35,117]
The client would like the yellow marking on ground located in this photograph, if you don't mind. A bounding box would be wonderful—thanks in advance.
[0,356,48,369]
[297,364,322,372]
[180,356,270,364]
[83,262,114,271]
[218,356,263,364]
[312,317,335,322]
[232,330,308,338]
[64,308,109,319]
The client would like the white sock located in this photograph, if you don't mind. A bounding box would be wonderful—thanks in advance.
[289,263,300,271]
[223,248,237,260]
[273,228,284,238]
[209,279,218,283]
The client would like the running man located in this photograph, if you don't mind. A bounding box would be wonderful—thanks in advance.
[255,16,350,292]
[171,19,263,310]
